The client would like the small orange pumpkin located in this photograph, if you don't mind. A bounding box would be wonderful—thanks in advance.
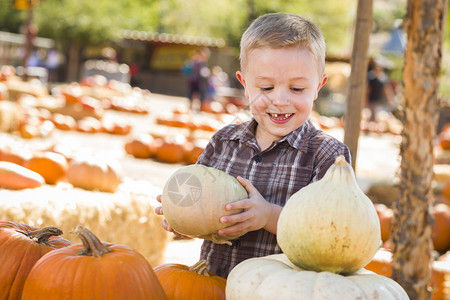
[374,203,394,243]
[154,260,226,300]
[0,145,32,166]
[183,139,207,165]
[66,157,122,193]
[366,248,450,300]
[0,161,45,190]
[51,113,77,131]
[124,134,155,159]
[0,221,71,300]
[155,135,188,164]
[21,226,167,300]
[432,203,450,253]
[23,151,69,185]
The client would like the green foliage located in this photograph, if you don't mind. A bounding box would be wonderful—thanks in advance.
[372,1,406,33]
[35,0,131,45]
[0,0,27,33]
[7,0,448,59]
[156,0,356,54]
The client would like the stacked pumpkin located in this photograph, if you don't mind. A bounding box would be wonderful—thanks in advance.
[1,221,168,299]
[154,164,249,299]
[225,156,409,299]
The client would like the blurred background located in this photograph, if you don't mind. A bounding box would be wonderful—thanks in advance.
[0,0,448,112]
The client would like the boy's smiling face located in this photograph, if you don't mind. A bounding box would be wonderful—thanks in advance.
[237,47,327,147]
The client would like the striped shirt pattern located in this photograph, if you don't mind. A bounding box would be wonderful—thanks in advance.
[197,118,351,278]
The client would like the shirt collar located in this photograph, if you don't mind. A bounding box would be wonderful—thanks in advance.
[221,118,318,151]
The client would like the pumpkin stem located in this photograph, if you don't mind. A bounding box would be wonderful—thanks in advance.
[27,226,63,246]
[188,259,211,276]
[74,225,112,257]
[334,155,347,166]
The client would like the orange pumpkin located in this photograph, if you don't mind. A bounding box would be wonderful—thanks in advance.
[432,203,450,253]
[183,139,207,165]
[374,203,394,242]
[51,113,77,131]
[364,247,393,277]
[21,226,167,300]
[0,221,71,300]
[76,116,103,133]
[61,83,83,104]
[0,161,45,190]
[66,157,122,193]
[154,260,226,300]
[23,151,69,185]
[438,126,450,150]
[366,248,450,300]
[155,135,188,164]
[0,145,32,165]
[124,134,155,159]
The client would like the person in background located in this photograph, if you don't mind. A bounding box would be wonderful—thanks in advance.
[366,61,396,122]
[182,48,211,112]
[45,48,61,82]
[156,13,350,278]
[205,65,230,102]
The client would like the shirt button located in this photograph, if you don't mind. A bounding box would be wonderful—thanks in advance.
[254,155,262,162]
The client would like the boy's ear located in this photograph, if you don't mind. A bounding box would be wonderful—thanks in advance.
[236,71,250,99]
[236,71,246,88]
[314,74,328,100]
[319,74,328,89]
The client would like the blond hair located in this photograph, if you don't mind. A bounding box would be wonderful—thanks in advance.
[239,13,326,77]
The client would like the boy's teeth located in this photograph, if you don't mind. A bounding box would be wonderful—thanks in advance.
[270,113,292,119]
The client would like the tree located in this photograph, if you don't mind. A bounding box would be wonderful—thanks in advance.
[343,0,373,170]
[34,0,160,81]
[391,0,448,298]
[0,0,26,33]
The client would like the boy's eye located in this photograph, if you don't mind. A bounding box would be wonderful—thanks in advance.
[260,87,273,92]
[291,87,305,92]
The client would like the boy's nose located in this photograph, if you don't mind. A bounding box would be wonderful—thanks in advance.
[271,92,290,105]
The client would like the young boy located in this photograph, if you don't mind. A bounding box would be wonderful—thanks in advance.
[155,12,350,278]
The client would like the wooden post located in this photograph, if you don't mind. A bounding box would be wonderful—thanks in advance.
[343,0,373,170]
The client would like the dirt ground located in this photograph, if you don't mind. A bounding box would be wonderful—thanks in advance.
[0,92,402,266]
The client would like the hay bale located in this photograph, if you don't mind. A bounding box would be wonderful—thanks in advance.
[0,178,170,267]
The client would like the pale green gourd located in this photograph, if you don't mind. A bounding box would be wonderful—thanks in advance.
[161,164,248,245]
[277,155,381,274]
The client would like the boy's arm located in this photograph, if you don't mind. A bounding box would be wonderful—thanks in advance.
[218,176,282,236]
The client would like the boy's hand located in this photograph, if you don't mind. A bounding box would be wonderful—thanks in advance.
[154,194,191,239]
[217,176,281,237]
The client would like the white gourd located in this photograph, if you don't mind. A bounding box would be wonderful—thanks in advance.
[226,254,409,300]
[277,155,381,274]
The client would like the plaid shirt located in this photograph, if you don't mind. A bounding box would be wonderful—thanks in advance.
[197,118,351,278]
